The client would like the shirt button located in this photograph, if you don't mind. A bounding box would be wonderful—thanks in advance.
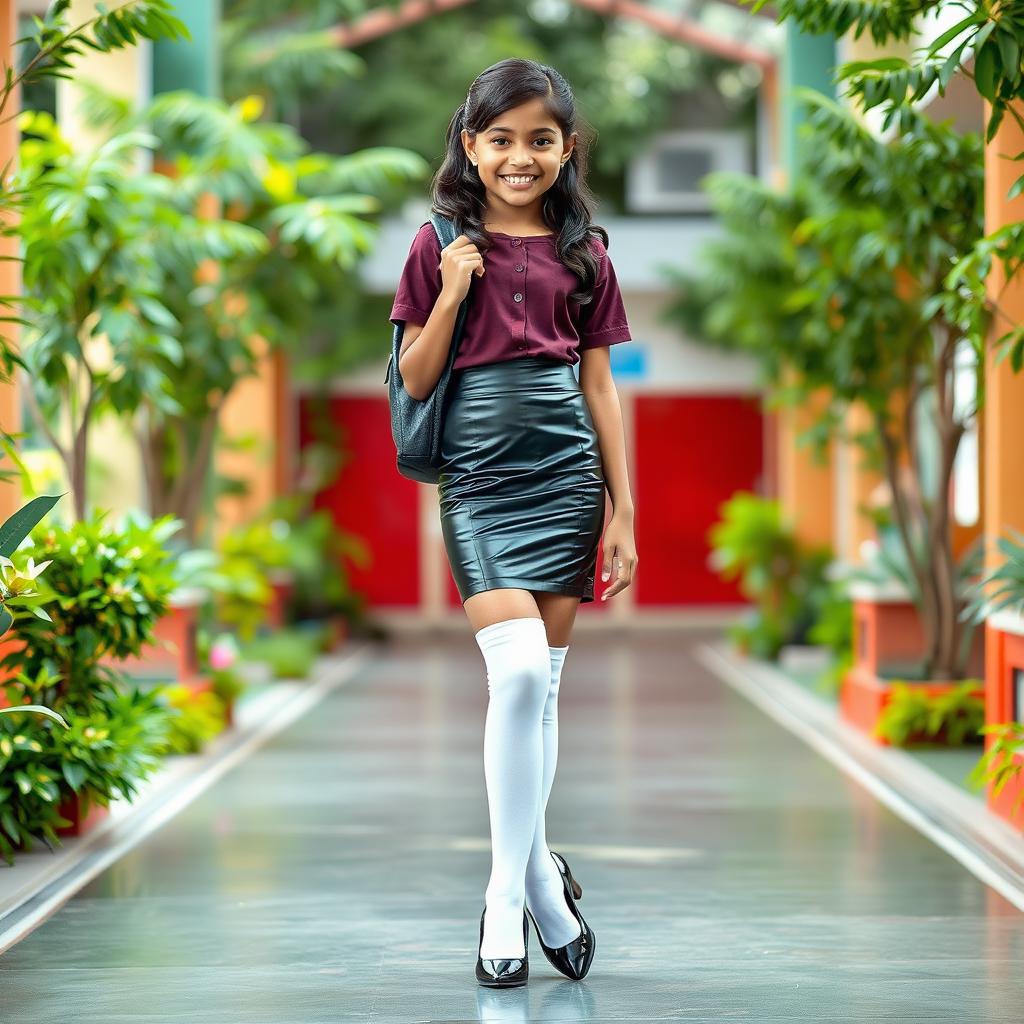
[511,238,522,246]
[514,264,524,272]
[513,292,523,302]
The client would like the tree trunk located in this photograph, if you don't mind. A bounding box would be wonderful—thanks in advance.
[876,412,940,676]
[172,407,220,544]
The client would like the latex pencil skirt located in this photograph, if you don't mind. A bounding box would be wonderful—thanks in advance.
[437,355,607,605]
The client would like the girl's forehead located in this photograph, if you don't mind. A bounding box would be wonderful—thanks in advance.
[485,99,560,132]
[483,116,561,135]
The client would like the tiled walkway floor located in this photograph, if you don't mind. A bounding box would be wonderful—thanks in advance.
[2,629,1023,1022]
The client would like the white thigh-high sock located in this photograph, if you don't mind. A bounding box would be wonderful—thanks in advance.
[524,645,584,947]
[475,616,551,960]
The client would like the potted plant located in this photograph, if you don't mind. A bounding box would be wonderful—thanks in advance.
[708,492,833,661]
[674,91,996,743]
[201,631,247,728]
[150,682,227,756]
[839,526,985,738]
[1,511,182,844]
[119,544,223,688]
[962,531,1024,827]
[210,513,291,639]
[874,680,985,747]
[264,491,369,651]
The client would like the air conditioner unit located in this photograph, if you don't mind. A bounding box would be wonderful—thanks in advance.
[627,130,750,213]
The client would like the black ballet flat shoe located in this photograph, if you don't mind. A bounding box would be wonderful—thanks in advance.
[526,850,596,981]
[475,904,529,987]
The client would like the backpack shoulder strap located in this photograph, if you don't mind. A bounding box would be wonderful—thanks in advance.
[429,211,458,248]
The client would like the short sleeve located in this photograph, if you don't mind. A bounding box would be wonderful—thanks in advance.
[578,237,632,349]
[389,222,442,328]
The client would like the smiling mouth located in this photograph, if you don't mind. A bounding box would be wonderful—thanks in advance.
[500,175,538,183]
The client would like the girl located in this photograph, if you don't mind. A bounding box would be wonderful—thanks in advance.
[389,58,638,987]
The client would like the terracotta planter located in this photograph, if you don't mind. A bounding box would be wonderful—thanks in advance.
[983,610,1024,829]
[841,581,985,742]
[321,614,349,652]
[54,790,110,838]
[0,634,27,708]
[849,580,985,679]
[103,586,206,682]
[840,663,984,745]
[267,569,294,629]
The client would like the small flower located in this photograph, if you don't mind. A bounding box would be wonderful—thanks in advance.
[0,554,51,597]
[209,633,239,671]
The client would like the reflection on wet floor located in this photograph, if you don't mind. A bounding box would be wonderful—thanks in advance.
[1,629,1023,1022]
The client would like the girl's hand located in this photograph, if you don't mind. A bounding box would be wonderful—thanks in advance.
[439,233,485,303]
[600,513,638,601]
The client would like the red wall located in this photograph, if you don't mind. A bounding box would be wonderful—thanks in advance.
[300,391,763,610]
[633,394,764,605]
[299,395,420,606]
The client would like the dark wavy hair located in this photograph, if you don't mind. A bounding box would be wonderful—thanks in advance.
[430,58,607,307]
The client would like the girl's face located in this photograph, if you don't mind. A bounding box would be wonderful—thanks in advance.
[462,97,575,221]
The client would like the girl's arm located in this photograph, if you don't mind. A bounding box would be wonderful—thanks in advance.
[395,233,483,401]
[397,295,461,401]
[580,348,638,598]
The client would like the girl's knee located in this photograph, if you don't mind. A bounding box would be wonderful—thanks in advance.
[475,616,551,708]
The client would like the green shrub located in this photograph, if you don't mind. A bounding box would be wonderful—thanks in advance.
[807,587,854,695]
[241,626,321,679]
[709,492,833,660]
[5,511,183,710]
[152,683,227,756]
[0,686,171,864]
[211,516,289,641]
[0,511,182,864]
[969,722,1024,806]
[875,681,984,746]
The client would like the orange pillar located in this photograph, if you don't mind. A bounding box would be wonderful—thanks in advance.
[982,104,1024,826]
[837,400,886,563]
[214,338,291,540]
[982,109,1024,572]
[0,0,21,525]
[777,381,834,548]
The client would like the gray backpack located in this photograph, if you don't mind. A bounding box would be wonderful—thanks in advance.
[383,211,474,483]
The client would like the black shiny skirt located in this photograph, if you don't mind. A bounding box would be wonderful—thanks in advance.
[438,356,607,604]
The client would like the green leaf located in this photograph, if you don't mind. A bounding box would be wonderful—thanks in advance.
[0,704,69,727]
[0,494,63,557]
[926,12,986,56]
[0,808,18,842]
[62,760,87,790]
[996,28,1020,85]
[974,42,998,101]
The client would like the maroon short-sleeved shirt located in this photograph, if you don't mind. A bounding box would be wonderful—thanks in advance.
[388,222,632,370]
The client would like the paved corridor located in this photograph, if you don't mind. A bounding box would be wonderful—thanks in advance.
[2,629,1023,1022]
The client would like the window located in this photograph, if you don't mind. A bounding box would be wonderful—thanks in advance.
[626,130,750,213]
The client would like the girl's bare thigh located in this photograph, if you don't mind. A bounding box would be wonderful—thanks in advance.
[463,589,582,646]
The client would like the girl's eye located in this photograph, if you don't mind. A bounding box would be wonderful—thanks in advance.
[492,138,553,147]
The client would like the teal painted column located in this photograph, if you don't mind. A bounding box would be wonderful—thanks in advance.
[781,22,835,178]
[152,0,221,97]
[151,0,222,546]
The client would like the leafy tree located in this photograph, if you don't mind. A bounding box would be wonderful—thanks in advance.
[14,112,267,523]
[750,0,1024,148]
[674,95,987,680]
[0,1,188,485]
[747,0,1024,363]
[63,84,426,537]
